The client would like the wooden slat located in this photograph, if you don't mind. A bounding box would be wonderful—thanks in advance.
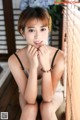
[0,73,12,98]
[3,0,16,55]
[15,108,21,120]
[0,77,17,111]
[6,91,21,120]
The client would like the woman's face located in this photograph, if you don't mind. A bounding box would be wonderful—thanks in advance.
[23,19,49,48]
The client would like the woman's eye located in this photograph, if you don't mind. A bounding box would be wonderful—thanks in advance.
[41,28,46,31]
[28,29,35,32]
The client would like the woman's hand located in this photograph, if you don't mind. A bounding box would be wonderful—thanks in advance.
[26,45,38,68]
[38,45,51,71]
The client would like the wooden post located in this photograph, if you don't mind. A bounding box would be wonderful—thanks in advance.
[2,0,16,56]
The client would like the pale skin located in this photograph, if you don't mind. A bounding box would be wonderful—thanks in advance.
[8,19,65,120]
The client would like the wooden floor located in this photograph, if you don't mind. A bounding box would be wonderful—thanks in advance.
[0,73,21,120]
[0,73,65,120]
[0,73,41,120]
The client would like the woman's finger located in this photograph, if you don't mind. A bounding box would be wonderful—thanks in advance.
[39,45,47,54]
[32,47,38,55]
[27,45,32,53]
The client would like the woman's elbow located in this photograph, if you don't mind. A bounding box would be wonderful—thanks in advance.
[42,94,53,103]
[24,94,36,105]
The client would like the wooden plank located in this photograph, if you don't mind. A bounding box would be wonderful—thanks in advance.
[15,108,21,120]
[0,73,12,97]
[2,0,16,55]
[0,54,9,61]
[6,91,21,120]
[0,73,21,119]
[0,76,17,111]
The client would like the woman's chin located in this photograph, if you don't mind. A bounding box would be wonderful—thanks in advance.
[28,43,44,48]
[34,44,43,48]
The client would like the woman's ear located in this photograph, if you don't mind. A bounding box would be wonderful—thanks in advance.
[22,34,26,39]
[20,29,25,39]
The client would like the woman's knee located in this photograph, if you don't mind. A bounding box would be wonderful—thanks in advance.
[24,102,38,113]
[40,101,57,120]
[40,101,55,116]
[20,102,38,120]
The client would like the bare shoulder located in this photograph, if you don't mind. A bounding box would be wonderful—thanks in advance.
[8,46,28,72]
[8,53,19,71]
[55,49,65,71]
[49,46,64,61]
[8,49,24,69]
[49,46,65,71]
[57,49,65,62]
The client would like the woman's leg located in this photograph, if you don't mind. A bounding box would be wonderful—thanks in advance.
[40,101,57,120]
[19,93,26,111]
[19,93,38,120]
[20,102,38,120]
[40,92,63,120]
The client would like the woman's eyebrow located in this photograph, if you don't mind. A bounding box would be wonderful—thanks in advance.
[41,25,47,27]
[27,26,47,29]
[27,27,35,29]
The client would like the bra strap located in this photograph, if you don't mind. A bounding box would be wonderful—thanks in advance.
[14,53,24,70]
[51,49,59,68]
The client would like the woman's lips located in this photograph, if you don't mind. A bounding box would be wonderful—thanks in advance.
[33,41,42,45]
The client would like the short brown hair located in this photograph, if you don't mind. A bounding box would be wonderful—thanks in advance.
[18,7,51,34]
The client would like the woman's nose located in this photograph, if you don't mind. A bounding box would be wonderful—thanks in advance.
[34,31,39,39]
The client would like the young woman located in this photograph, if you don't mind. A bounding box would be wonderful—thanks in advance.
[8,7,64,120]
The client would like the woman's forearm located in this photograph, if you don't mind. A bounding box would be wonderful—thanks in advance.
[24,67,37,104]
[42,71,53,102]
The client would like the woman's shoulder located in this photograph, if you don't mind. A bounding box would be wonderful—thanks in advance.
[49,46,64,58]
[8,52,20,71]
[53,48,65,71]
[49,46,65,67]
[8,47,27,70]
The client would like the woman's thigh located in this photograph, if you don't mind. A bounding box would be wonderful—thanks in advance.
[40,101,57,120]
[40,92,63,120]
[19,93,26,110]
[20,102,38,120]
[52,92,63,111]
